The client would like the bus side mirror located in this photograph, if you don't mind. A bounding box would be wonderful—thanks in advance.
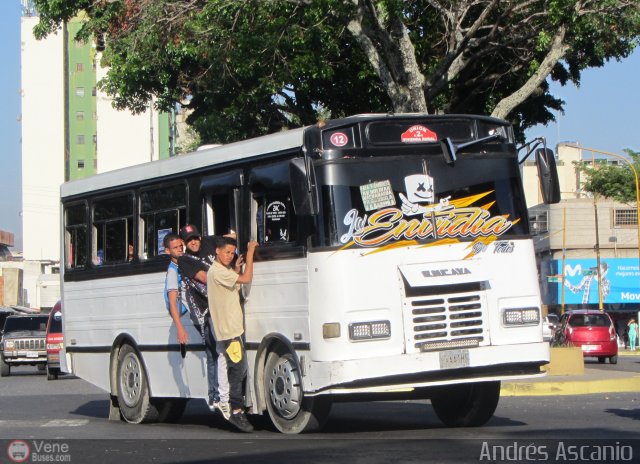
[289,158,319,215]
[535,148,561,204]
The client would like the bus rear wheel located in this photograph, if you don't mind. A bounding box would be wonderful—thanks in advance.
[116,344,158,424]
[431,381,500,427]
[264,347,331,434]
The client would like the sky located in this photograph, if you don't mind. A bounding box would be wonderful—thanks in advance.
[0,1,638,252]
[0,1,22,250]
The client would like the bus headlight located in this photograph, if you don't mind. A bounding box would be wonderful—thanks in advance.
[503,308,540,326]
[349,320,391,341]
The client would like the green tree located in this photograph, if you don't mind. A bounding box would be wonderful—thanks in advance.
[32,0,640,144]
[578,149,640,204]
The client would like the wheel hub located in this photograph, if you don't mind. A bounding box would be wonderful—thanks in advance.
[120,353,141,408]
[268,355,302,419]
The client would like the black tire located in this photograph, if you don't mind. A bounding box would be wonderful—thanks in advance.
[264,347,332,434]
[598,357,606,363]
[116,344,158,424]
[153,398,188,423]
[47,367,59,381]
[0,355,10,377]
[431,381,500,427]
[609,355,618,364]
[37,363,46,372]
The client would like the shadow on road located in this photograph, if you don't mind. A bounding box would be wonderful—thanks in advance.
[68,398,526,434]
[604,408,640,421]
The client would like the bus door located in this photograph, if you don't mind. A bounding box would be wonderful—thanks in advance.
[201,169,243,239]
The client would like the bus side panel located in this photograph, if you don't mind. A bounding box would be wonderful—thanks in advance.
[68,353,112,392]
[62,275,207,398]
[243,258,310,345]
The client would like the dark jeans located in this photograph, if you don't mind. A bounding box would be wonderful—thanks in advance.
[222,338,248,410]
[203,321,220,403]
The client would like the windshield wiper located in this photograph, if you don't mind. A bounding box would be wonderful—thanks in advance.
[440,133,506,166]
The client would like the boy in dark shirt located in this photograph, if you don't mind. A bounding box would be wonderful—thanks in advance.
[177,224,231,419]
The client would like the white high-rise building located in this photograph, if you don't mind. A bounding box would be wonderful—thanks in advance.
[20,14,65,263]
[20,8,176,308]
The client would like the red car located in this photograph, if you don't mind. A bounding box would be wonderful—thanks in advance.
[556,310,618,364]
[45,301,64,380]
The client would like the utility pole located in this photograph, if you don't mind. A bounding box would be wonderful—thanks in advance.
[594,198,604,311]
[561,207,566,314]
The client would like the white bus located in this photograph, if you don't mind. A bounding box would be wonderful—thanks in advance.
[59,114,560,433]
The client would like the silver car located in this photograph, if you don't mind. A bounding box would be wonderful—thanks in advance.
[542,313,559,341]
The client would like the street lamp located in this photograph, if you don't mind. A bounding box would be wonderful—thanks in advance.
[577,146,640,276]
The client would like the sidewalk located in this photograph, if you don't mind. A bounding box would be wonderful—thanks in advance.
[501,350,640,397]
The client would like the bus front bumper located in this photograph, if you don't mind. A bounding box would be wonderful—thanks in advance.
[302,342,549,395]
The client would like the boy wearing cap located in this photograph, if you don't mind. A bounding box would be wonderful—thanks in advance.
[207,236,258,433]
[177,224,232,419]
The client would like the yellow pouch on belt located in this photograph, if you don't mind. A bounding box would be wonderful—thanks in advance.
[226,340,242,363]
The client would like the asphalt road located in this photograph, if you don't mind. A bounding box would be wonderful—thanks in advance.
[585,353,640,373]
[1,365,639,463]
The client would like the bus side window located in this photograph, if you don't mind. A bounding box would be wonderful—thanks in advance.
[92,194,134,265]
[140,183,187,259]
[253,191,295,245]
[64,203,88,269]
[207,193,233,236]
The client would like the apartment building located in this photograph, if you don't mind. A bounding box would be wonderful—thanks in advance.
[523,142,639,316]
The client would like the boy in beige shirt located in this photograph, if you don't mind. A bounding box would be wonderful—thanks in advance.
[207,236,258,432]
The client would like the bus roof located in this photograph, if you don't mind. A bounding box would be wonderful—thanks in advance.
[60,126,306,199]
[60,113,510,199]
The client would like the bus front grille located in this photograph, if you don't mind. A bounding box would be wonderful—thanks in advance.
[403,284,487,352]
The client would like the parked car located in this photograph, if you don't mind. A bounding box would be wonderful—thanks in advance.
[542,313,559,341]
[555,310,618,364]
[0,309,17,336]
[0,313,49,376]
[45,301,63,380]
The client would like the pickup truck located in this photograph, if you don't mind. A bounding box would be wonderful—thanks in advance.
[1,314,49,377]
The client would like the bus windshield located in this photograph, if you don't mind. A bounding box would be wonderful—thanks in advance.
[316,154,528,248]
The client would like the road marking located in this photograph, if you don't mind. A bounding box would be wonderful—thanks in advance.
[0,419,90,428]
[42,419,90,427]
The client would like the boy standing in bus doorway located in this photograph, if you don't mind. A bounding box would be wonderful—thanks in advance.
[208,236,258,433]
[177,224,231,420]
[163,234,189,345]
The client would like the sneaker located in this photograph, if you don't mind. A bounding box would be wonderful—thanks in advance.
[216,401,231,420]
[207,399,217,412]
[228,410,254,433]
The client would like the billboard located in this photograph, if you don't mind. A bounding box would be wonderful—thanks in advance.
[555,258,640,305]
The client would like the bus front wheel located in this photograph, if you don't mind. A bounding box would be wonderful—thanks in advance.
[430,381,500,427]
[116,344,158,424]
[263,347,331,434]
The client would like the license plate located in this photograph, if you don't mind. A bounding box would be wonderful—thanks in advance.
[439,349,470,369]
[26,351,38,358]
[581,344,599,351]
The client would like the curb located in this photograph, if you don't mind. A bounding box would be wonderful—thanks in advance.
[501,376,640,397]
[618,351,640,356]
